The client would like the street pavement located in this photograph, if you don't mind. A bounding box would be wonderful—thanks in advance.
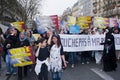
[0,59,120,80]
[62,61,120,80]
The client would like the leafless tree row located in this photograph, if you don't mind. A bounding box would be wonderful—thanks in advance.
[0,0,42,22]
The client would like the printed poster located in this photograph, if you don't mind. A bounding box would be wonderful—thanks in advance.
[93,17,109,28]
[8,46,35,67]
[11,22,26,32]
[67,16,76,26]
[77,16,92,29]
[69,25,80,34]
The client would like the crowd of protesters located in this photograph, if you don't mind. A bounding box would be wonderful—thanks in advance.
[0,25,119,80]
[60,26,119,68]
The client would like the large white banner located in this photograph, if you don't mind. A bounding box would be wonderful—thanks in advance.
[59,34,120,52]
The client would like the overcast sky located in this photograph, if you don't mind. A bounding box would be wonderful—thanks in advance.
[40,0,78,16]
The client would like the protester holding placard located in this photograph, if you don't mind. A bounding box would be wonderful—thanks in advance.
[4,27,20,75]
[18,32,30,80]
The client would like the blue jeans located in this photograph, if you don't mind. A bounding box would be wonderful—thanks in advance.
[6,54,17,73]
[52,71,62,80]
[69,52,77,64]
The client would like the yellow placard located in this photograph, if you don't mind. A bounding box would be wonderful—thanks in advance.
[77,16,92,29]
[32,34,41,41]
[11,22,25,32]
[9,46,35,67]
[94,17,109,28]
[14,61,33,67]
[67,16,76,26]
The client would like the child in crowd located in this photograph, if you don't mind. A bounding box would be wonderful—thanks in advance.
[35,38,50,80]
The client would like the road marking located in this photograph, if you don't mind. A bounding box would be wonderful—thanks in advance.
[91,68,114,80]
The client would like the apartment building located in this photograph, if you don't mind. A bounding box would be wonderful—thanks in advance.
[93,0,120,19]
[72,0,93,17]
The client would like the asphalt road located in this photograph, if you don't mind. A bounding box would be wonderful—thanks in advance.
[0,60,120,80]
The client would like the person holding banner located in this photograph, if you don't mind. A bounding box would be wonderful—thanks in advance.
[94,28,103,64]
[113,28,120,60]
[18,32,30,80]
[81,29,91,64]
[101,28,117,72]
[4,27,20,76]
[48,32,67,80]
[35,38,50,80]
[26,30,36,60]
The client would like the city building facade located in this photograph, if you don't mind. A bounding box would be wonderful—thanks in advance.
[93,0,120,19]
[72,1,79,17]
[61,7,72,21]
[72,0,94,17]
[79,0,94,16]
[0,0,24,23]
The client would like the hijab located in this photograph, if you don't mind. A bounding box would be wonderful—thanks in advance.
[19,32,27,41]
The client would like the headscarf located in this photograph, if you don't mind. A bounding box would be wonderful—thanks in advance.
[26,30,35,45]
[19,32,27,41]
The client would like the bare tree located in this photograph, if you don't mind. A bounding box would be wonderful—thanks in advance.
[18,0,42,22]
[0,0,18,21]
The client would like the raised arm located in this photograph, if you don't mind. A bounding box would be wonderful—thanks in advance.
[35,43,41,57]
[47,32,53,45]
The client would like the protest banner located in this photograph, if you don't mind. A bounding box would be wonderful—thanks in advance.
[59,34,120,52]
[50,15,59,30]
[8,46,35,67]
[32,34,41,41]
[35,16,55,34]
[11,22,26,32]
[69,24,80,34]
[77,16,92,29]
[109,18,118,27]
[93,17,109,28]
[67,16,76,26]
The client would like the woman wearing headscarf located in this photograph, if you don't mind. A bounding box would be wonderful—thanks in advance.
[18,32,30,80]
[101,28,117,72]
[26,31,35,46]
